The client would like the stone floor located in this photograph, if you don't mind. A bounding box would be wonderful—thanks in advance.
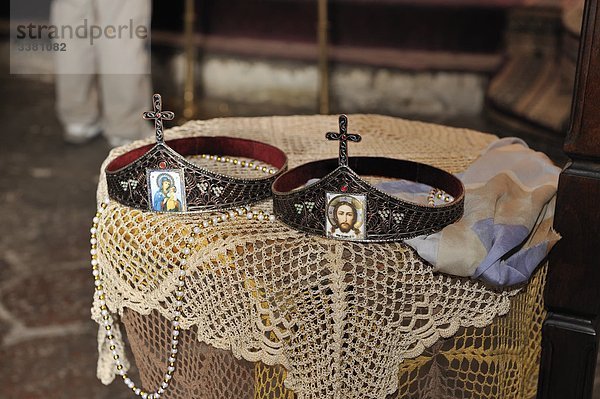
[0,55,137,398]
[0,47,597,398]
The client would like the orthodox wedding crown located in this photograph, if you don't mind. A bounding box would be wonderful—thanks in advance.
[272,115,465,242]
[106,94,288,212]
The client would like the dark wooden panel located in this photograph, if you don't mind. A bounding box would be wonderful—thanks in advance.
[545,164,600,316]
[537,314,597,399]
[328,3,505,52]
[564,0,600,157]
[151,0,509,54]
[202,0,317,42]
[538,0,600,397]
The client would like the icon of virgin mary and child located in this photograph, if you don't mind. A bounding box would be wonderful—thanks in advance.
[150,171,186,212]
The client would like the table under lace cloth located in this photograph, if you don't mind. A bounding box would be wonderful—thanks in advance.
[92,115,545,399]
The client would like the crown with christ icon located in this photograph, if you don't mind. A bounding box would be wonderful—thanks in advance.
[105,94,288,213]
[272,115,465,242]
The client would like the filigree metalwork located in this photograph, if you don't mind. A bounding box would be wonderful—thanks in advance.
[107,143,285,212]
[143,94,175,144]
[107,93,287,213]
[325,114,361,167]
[273,115,464,242]
[273,164,464,242]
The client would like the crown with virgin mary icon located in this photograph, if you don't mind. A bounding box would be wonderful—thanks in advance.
[105,94,288,212]
[272,115,465,242]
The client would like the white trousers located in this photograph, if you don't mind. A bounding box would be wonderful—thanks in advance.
[51,0,152,140]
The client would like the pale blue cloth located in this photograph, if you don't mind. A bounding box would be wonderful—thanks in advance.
[376,138,561,287]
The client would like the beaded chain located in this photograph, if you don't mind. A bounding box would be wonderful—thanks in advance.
[427,188,454,207]
[91,198,275,399]
[199,154,277,175]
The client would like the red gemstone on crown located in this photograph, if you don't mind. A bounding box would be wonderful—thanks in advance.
[341,185,348,192]
[159,161,167,169]
[155,112,161,118]
[341,134,347,140]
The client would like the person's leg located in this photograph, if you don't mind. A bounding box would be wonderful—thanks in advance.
[95,0,153,145]
[51,0,102,143]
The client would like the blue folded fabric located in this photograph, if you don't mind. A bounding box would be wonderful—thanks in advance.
[375,137,560,287]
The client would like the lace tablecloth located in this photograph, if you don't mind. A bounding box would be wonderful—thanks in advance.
[92,115,544,399]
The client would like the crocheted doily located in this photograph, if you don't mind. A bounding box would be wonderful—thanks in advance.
[93,115,526,399]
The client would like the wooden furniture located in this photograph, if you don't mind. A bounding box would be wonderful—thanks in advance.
[537,0,600,398]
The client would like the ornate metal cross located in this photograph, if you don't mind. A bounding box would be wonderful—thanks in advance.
[143,94,175,144]
[326,114,362,167]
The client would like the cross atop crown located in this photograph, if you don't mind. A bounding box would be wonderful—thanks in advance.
[326,115,362,167]
[143,94,175,144]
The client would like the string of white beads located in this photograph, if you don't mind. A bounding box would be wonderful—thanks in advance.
[200,154,277,175]
[90,199,275,398]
